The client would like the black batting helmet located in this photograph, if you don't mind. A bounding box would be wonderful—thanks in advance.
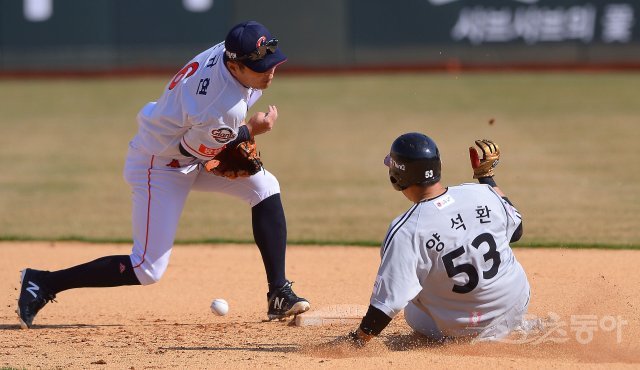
[386,132,441,191]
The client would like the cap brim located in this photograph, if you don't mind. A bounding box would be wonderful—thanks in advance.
[384,154,391,167]
[243,48,287,73]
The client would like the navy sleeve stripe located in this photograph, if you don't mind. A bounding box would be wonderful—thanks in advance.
[497,193,522,240]
[382,203,417,248]
[382,203,419,256]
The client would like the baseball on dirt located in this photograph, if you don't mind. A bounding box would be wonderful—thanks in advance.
[210,298,229,316]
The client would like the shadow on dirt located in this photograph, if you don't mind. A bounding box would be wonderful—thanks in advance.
[159,345,299,353]
[0,323,108,330]
[383,333,449,351]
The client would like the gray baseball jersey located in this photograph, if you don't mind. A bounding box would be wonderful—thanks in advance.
[370,183,528,333]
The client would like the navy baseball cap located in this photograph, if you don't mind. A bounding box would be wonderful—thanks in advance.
[224,21,287,73]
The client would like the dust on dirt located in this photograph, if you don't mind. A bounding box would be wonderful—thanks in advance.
[1,243,638,369]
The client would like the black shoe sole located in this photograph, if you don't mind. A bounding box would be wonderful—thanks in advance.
[16,269,30,329]
[267,301,311,321]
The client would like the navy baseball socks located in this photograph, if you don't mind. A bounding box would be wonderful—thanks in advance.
[17,255,140,328]
[18,194,310,326]
[252,194,310,319]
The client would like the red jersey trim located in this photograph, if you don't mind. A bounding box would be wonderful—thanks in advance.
[133,155,154,269]
[181,136,225,158]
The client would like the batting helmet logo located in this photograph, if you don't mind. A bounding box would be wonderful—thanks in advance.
[390,158,405,171]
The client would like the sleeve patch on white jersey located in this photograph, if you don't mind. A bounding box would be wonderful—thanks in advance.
[210,128,236,144]
[434,194,455,210]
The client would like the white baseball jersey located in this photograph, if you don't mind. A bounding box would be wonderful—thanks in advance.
[370,183,528,334]
[122,42,280,286]
[132,41,262,160]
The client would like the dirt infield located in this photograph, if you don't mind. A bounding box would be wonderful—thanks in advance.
[1,243,638,369]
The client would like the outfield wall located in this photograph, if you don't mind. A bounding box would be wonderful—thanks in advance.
[1,0,639,74]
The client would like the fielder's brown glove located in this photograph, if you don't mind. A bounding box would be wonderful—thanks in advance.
[204,139,263,179]
[469,139,500,179]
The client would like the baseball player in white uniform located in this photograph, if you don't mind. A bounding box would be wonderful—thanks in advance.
[346,133,529,345]
[17,21,309,329]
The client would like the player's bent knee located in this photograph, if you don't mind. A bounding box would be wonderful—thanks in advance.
[404,302,445,341]
[129,255,170,286]
[248,170,281,206]
[133,266,166,285]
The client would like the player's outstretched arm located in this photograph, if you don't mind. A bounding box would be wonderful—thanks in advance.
[469,139,523,242]
[340,305,392,348]
[469,140,506,194]
[469,139,508,192]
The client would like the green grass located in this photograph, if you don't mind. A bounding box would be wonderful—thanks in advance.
[1,73,639,247]
[1,235,638,250]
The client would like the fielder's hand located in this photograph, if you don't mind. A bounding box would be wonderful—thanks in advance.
[469,139,500,179]
[347,328,374,348]
[246,105,278,136]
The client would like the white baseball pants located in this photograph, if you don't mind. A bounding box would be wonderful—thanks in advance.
[123,143,280,285]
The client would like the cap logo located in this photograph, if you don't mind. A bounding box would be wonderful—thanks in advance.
[256,36,267,47]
